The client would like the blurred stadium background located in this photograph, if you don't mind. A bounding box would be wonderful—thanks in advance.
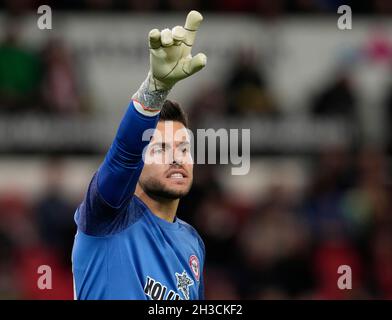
[1,0,392,299]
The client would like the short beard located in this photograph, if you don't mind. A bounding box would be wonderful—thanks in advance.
[139,177,191,201]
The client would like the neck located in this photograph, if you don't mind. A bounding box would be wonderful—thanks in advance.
[135,184,179,223]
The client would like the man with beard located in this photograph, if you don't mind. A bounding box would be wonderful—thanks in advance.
[72,11,207,300]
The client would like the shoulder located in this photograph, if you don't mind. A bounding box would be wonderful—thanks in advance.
[177,218,205,254]
[75,175,145,236]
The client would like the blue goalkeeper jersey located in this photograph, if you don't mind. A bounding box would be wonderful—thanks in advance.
[71,100,205,300]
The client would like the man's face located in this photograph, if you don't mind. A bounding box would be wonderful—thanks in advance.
[139,120,193,200]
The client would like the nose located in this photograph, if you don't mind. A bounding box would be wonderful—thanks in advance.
[172,152,183,165]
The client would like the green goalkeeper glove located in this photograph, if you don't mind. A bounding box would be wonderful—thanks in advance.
[133,10,207,113]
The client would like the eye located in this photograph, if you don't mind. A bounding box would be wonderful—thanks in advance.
[181,146,189,154]
[153,146,164,154]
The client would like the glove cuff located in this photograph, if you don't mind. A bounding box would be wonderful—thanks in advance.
[132,72,170,113]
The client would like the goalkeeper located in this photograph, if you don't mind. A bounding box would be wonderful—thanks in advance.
[72,11,207,300]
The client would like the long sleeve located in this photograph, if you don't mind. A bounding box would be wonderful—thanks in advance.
[97,100,159,207]
[75,100,159,236]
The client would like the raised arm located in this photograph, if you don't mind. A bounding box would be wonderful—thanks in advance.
[76,11,206,235]
[99,10,207,207]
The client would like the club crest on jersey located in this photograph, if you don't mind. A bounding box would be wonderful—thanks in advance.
[189,255,200,281]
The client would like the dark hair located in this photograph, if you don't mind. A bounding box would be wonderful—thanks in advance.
[160,100,189,128]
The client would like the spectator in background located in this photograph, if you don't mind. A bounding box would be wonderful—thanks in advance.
[344,147,392,297]
[225,49,279,116]
[34,158,76,266]
[40,38,84,114]
[303,146,354,240]
[302,146,392,299]
[0,190,40,299]
[343,147,390,237]
[188,84,228,126]
[0,192,28,299]
[236,186,314,299]
[0,18,43,113]
[0,230,19,299]
[371,225,392,299]
[27,158,75,299]
[311,71,357,120]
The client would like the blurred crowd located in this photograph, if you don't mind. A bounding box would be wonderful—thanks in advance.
[0,159,76,299]
[0,42,392,298]
[1,0,392,15]
[183,146,392,299]
[0,18,86,114]
[189,46,392,151]
[0,0,392,300]
[0,146,391,299]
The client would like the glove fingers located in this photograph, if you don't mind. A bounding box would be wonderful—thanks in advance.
[183,10,203,56]
[183,52,207,76]
[172,26,186,46]
[149,29,161,49]
[161,28,173,47]
[184,10,203,33]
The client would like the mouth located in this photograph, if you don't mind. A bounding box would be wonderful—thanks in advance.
[166,169,188,180]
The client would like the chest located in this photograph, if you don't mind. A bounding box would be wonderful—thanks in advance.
[111,222,202,300]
